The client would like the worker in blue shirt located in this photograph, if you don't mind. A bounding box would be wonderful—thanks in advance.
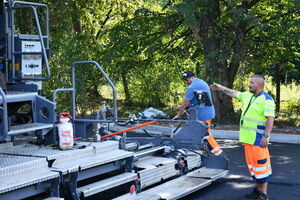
[172,71,215,121]
[173,71,222,156]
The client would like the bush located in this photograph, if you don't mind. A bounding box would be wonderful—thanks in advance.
[277,100,300,127]
[281,99,300,114]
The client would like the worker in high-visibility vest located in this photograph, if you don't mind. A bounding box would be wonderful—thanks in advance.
[211,75,275,200]
[173,71,223,156]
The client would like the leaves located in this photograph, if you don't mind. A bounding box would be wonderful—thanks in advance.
[32,0,298,117]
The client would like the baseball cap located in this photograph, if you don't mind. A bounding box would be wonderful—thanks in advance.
[181,71,195,81]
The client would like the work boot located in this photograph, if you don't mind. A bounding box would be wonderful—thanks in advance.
[245,188,261,198]
[257,193,269,200]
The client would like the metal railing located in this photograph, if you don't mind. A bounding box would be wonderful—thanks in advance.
[52,88,74,109]
[8,0,50,81]
[71,61,118,123]
[0,87,8,138]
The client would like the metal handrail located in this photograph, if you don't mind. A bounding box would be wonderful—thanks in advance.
[9,1,50,81]
[0,87,8,137]
[52,88,74,109]
[71,61,118,122]
[12,1,49,48]
[52,88,74,133]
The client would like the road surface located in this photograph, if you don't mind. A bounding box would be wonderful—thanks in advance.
[182,140,300,200]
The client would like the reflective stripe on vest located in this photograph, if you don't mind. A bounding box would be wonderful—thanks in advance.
[240,125,265,134]
[265,108,274,113]
[241,116,265,125]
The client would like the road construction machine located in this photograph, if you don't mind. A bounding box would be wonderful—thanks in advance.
[0,1,229,199]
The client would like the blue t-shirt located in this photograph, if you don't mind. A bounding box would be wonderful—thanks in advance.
[184,78,215,121]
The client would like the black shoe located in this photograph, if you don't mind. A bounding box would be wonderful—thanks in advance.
[245,188,261,198]
[257,193,269,200]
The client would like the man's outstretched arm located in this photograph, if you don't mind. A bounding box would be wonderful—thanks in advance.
[210,83,239,99]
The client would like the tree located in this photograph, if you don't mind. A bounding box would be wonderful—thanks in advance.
[164,0,298,118]
[29,0,298,118]
[246,0,299,113]
[41,0,142,113]
[102,0,298,118]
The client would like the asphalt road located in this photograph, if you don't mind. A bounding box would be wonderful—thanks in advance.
[182,140,300,200]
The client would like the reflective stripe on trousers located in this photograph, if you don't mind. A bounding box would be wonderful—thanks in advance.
[244,143,272,180]
[204,135,223,156]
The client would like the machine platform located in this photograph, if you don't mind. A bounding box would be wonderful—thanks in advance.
[115,167,228,200]
[77,172,137,198]
[0,141,135,199]
[9,123,54,135]
[0,154,59,200]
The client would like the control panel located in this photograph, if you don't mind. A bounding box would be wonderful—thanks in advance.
[21,40,42,89]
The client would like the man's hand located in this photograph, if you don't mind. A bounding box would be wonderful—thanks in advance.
[172,114,180,120]
[260,136,268,148]
[173,99,190,120]
[210,83,223,91]
[210,82,238,98]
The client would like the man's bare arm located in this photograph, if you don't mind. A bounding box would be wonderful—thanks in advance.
[173,99,190,120]
[260,116,274,147]
[264,116,274,135]
[210,83,239,98]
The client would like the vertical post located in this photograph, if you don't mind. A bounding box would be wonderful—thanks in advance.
[45,6,49,49]
[71,61,118,122]
[275,65,281,113]
[72,63,76,120]
[10,0,15,81]
[0,87,8,138]
[31,6,50,79]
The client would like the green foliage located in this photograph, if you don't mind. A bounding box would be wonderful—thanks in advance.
[28,0,298,121]
[281,99,300,114]
[246,0,299,83]
[99,5,198,106]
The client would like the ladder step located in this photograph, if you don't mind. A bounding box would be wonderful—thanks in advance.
[135,156,179,189]
[116,175,211,200]
[42,197,64,200]
[134,146,165,158]
[77,172,137,198]
[113,193,161,200]
[187,167,229,181]
[0,154,59,194]
[13,51,43,55]
[8,123,53,135]
[14,34,48,40]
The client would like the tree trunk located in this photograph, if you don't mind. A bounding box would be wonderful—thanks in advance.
[121,72,131,104]
[202,35,234,120]
[71,2,82,33]
[275,65,281,113]
[200,0,236,120]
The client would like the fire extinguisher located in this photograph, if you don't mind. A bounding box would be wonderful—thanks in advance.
[57,112,74,150]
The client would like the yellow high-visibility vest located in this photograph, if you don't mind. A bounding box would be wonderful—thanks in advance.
[237,91,275,145]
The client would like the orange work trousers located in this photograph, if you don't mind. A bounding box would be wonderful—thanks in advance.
[244,143,272,183]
